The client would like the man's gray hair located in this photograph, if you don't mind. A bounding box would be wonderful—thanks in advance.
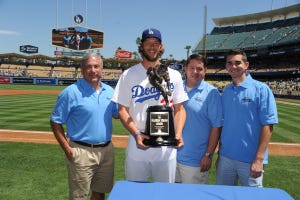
[81,52,103,67]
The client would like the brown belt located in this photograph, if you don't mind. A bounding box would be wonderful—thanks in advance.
[73,140,111,148]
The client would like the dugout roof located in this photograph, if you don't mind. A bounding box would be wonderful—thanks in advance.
[213,3,300,26]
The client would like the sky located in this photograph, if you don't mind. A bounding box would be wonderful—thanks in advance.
[0,0,299,60]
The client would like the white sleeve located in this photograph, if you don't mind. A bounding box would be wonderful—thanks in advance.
[111,72,132,107]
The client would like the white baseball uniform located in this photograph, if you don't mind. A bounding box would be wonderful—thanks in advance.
[112,63,188,182]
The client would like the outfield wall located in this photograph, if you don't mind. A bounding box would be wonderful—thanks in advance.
[0,76,117,87]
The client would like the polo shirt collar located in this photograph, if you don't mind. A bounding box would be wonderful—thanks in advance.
[79,78,103,93]
[196,80,205,91]
[184,79,205,92]
[230,73,253,89]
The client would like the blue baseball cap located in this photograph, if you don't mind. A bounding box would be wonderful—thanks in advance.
[141,28,162,42]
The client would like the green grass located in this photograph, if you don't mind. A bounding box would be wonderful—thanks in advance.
[0,85,128,134]
[1,85,299,140]
[0,94,57,131]
[272,103,300,142]
[0,85,299,199]
[0,142,298,199]
[276,98,300,104]
[0,142,126,200]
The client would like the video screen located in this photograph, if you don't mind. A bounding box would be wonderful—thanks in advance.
[52,26,104,51]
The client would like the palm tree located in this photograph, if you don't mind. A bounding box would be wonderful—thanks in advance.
[132,51,139,59]
[184,45,191,60]
[136,37,141,46]
[134,37,142,59]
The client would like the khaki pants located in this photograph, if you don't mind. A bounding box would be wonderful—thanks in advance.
[175,162,208,184]
[66,141,114,200]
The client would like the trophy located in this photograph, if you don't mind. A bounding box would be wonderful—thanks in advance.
[143,62,178,146]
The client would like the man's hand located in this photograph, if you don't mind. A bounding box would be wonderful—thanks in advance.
[250,158,264,178]
[200,156,212,172]
[175,134,184,148]
[65,146,74,161]
[135,132,150,149]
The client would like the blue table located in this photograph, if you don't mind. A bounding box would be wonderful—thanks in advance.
[108,180,294,200]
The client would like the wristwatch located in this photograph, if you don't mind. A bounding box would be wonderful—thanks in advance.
[134,130,142,139]
[205,152,213,159]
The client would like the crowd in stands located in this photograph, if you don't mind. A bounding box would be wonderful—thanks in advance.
[266,79,300,96]
[1,63,299,97]
[102,69,123,80]
[0,64,123,80]
[208,78,300,97]
[0,68,24,77]
[0,65,26,77]
[209,77,300,97]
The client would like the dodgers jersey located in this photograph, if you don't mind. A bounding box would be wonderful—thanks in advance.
[112,63,188,131]
[111,63,188,160]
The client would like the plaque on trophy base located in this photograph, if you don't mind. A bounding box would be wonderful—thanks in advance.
[143,105,178,146]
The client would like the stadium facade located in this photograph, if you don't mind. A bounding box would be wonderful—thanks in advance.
[192,3,300,99]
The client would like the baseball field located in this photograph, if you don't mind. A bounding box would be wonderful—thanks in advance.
[0,84,299,199]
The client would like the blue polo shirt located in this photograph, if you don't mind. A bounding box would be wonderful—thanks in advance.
[220,74,278,164]
[50,78,118,144]
[177,80,222,167]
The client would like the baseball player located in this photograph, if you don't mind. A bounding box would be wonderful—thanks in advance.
[111,28,188,182]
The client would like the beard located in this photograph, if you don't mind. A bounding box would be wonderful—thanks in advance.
[140,49,160,62]
[139,45,164,62]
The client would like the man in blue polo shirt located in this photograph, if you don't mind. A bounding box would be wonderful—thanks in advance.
[176,54,222,184]
[50,53,118,200]
[216,48,278,187]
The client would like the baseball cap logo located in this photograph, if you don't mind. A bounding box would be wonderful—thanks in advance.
[148,29,154,35]
[142,28,162,42]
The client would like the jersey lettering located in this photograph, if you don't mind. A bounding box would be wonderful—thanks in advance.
[132,83,174,103]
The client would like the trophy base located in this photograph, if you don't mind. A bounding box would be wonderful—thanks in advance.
[143,136,178,147]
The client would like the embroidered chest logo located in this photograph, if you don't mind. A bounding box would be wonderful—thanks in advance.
[242,97,252,104]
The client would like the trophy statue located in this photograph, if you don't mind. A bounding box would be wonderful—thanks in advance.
[143,62,178,146]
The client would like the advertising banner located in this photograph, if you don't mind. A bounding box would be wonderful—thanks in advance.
[115,50,132,59]
[12,77,34,84]
[54,51,88,57]
[0,77,11,84]
[35,78,57,85]
[102,80,118,87]
[20,45,38,54]
[57,79,78,86]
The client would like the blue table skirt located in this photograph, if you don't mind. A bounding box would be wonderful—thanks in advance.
[108,180,294,200]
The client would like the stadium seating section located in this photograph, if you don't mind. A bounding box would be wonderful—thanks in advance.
[0,64,123,80]
[196,17,300,51]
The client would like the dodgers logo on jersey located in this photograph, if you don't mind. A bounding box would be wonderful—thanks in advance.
[132,83,174,103]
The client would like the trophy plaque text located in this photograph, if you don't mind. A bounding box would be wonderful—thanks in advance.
[143,105,177,146]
